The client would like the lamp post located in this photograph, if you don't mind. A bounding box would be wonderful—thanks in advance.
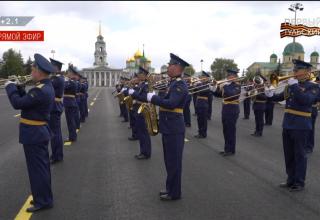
[200,59,203,71]
[288,3,304,55]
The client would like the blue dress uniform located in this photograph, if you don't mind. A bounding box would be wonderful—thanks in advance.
[79,77,88,123]
[252,86,267,137]
[119,79,129,122]
[207,92,213,120]
[128,84,139,141]
[83,78,89,118]
[243,82,253,119]
[192,93,197,115]
[63,65,79,142]
[49,58,65,163]
[142,53,189,200]
[194,71,211,138]
[131,70,152,159]
[271,59,320,191]
[213,69,241,156]
[75,79,81,129]
[183,73,192,127]
[5,53,55,212]
[306,82,319,153]
[265,96,275,125]
[116,84,123,117]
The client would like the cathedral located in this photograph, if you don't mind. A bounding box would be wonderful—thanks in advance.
[247,42,319,76]
[124,47,155,75]
[81,23,129,87]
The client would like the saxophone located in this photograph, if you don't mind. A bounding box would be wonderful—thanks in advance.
[137,75,159,136]
[124,95,133,110]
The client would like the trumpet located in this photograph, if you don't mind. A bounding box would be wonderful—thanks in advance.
[0,74,33,88]
[188,76,245,95]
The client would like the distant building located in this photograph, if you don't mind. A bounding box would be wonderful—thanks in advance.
[247,42,319,76]
[124,47,155,76]
[81,22,128,87]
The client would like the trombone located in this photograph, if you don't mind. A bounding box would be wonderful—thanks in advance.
[0,74,33,88]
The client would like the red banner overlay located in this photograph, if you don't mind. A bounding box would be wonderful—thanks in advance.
[0,31,44,41]
[280,23,320,38]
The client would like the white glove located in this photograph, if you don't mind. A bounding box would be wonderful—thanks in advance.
[5,80,16,87]
[128,89,135,95]
[288,78,298,86]
[147,91,156,102]
[265,88,274,97]
[120,87,126,93]
[64,77,70,81]
[209,85,217,92]
[220,82,230,88]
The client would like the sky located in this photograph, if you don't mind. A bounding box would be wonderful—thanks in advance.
[0,1,320,73]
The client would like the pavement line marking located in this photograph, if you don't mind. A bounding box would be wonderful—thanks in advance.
[14,114,21,117]
[64,141,72,146]
[184,138,189,142]
[14,195,33,220]
[90,102,94,106]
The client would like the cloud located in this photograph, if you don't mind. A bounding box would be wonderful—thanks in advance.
[0,1,319,73]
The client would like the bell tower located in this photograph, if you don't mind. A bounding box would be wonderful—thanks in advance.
[94,21,108,66]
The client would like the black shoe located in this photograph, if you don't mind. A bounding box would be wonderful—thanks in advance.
[64,139,76,143]
[222,152,235,157]
[26,204,53,213]
[279,182,293,188]
[159,194,181,201]
[50,159,63,165]
[121,120,128,123]
[159,189,169,196]
[194,134,205,139]
[251,132,261,137]
[128,137,138,141]
[289,185,304,192]
[135,154,150,160]
[243,117,249,120]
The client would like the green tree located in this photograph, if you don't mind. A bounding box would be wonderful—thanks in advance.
[23,56,33,76]
[184,65,195,76]
[0,48,24,78]
[210,58,238,80]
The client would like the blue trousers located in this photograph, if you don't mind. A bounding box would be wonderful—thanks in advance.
[80,99,86,123]
[183,101,191,126]
[65,107,77,141]
[162,133,184,199]
[254,110,264,135]
[306,114,317,152]
[208,95,213,119]
[49,112,63,161]
[265,103,274,125]
[129,110,137,138]
[222,113,239,153]
[23,141,53,207]
[243,98,251,118]
[136,114,151,157]
[282,129,308,186]
[196,107,208,137]
[84,96,89,118]
[120,104,128,121]
[75,104,80,129]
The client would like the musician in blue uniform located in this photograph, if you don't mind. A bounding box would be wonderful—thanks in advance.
[120,77,129,123]
[306,77,319,153]
[211,69,241,156]
[183,72,192,127]
[130,53,189,200]
[194,71,211,138]
[267,59,320,192]
[128,67,152,159]
[5,53,55,212]
[83,77,89,119]
[251,77,267,137]
[208,85,213,120]
[74,73,81,130]
[127,74,139,141]
[49,58,65,164]
[79,76,88,123]
[63,65,79,142]
[243,79,253,119]
[265,82,275,126]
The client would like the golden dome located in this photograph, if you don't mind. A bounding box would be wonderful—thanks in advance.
[134,49,143,58]
[146,58,151,63]
[129,56,135,62]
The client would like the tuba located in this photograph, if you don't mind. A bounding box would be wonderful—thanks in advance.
[137,74,159,136]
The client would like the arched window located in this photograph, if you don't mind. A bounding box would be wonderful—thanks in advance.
[100,57,103,62]
[100,47,103,52]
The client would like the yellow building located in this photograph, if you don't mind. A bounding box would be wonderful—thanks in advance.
[247,42,319,76]
[125,49,155,75]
